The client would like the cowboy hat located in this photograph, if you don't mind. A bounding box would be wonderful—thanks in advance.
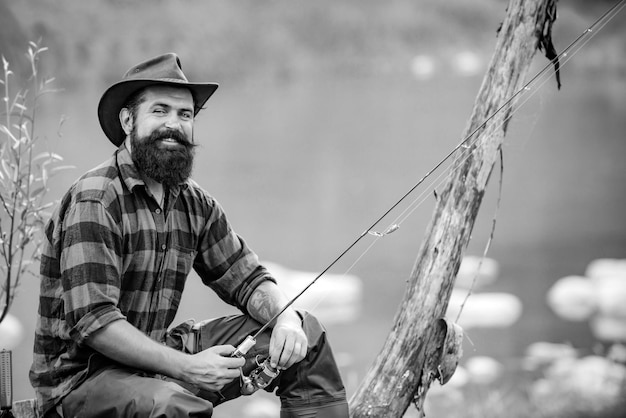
[97,53,219,146]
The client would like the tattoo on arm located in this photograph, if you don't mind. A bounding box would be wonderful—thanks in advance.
[248,287,278,323]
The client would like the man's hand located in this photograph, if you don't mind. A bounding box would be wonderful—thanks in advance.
[184,345,245,391]
[87,320,245,392]
[269,318,308,370]
[246,280,309,370]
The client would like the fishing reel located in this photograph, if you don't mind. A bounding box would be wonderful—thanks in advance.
[239,356,279,395]
[232,335,280,396]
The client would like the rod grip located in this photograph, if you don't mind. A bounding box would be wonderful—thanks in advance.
[231,335,256,358]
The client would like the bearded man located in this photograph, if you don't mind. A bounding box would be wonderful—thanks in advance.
[30,53,349,418]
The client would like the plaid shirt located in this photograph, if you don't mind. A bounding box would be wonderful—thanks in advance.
[29,144,272,416]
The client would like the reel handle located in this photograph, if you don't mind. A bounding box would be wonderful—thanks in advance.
[231,335,280,395]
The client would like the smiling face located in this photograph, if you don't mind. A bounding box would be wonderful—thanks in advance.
[129,85,195,148]
[120,85,198,187]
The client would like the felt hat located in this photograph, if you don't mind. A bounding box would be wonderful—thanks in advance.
[97,53,219,146]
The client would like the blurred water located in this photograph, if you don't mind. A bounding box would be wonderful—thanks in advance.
[5,66,626,415]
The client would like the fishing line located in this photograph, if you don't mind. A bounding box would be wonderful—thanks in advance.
[273,1,622,320]
[291,0,626,381]
[355,0,625,239]
[251,1,625,339]
[312,0,622,297]
[442,1,625,322]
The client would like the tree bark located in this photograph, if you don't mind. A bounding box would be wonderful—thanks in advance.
[348,0,559,416]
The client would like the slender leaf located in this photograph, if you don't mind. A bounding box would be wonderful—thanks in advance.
[41,165,48,186]
[33,152,64,163]
[1,158,14,180]
[49,165,75,175]
[33,201,55,212]
[29,186,46,199]
[0,125,18,142]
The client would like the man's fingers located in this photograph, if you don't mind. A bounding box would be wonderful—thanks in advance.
[201,345,245,369]
[220,367,242,380]
[213,344,237,356]
[274,334,306,370]
[294,341,306,360]
[214,344,246,367]
[269,324,308,369]
[226,356,246,368]
[277,334,296,369]
[269,331,283,368]
[282,340,307,369]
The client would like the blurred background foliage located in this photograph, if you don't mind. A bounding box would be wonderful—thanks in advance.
[2,0,624,89]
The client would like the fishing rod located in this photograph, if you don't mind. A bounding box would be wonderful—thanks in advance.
[230,0,626,394]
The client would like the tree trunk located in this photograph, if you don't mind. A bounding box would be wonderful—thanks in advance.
[348,0,559,416]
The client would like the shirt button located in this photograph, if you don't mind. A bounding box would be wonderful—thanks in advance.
[161,244,167,251]
[155,208,161,214]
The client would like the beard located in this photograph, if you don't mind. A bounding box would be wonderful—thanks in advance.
[130,126,196,188]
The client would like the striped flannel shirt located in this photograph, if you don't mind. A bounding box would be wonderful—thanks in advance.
[29,144,273,416]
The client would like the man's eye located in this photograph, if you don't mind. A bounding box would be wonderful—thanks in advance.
[154,108,166,114]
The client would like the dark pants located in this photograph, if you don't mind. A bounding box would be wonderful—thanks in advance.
[60,311,347,417]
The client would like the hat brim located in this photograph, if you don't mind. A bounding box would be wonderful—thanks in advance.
[98,79,219,147]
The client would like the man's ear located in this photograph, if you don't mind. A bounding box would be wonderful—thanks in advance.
[119,108,133,136]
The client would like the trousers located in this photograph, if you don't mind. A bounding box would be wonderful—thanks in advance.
[59,311,347,417]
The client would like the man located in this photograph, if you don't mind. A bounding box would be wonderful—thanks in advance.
[30,53,349,418]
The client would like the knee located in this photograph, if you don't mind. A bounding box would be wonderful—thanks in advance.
[297,310,327,347]
[147,381,213,417]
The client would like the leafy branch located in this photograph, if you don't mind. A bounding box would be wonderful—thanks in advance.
[0,42,73,324]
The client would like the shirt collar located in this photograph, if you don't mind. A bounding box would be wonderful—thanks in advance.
[116,143,146,193]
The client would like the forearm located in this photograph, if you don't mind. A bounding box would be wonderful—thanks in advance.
[86,319,188,380]
[246,280,300,328]
[87,319,244,391]
[247,280,308,369]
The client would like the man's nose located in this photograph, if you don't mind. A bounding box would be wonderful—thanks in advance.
[164,118,181,130]
[163,112,184,129]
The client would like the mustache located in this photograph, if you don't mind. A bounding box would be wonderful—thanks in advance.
[148,128,195,148]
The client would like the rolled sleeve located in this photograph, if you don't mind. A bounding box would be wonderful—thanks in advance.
[235,264,276,312]
[72,305,126,345]
[194,199,275,313]
[60,199,124,345]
